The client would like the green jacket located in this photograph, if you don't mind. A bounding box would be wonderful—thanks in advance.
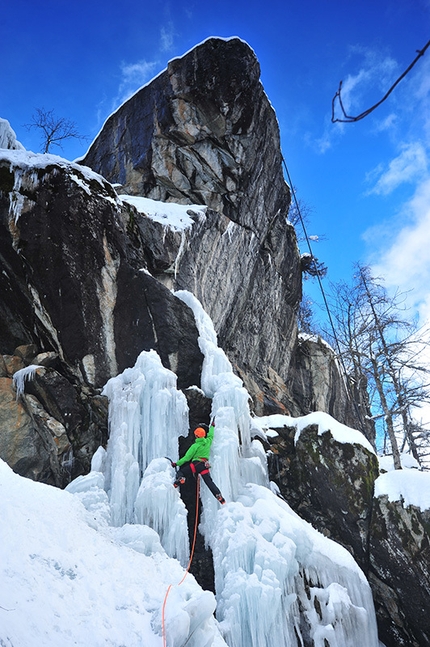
[177,425,214,466]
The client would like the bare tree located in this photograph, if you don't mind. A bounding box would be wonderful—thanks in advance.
[324,264,430,468]
[25,108,85,154]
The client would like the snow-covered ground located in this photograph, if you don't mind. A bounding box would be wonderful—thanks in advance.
[0,458,224,647]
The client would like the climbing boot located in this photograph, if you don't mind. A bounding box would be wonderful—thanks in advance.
[216,494,226,505]
[173,477,185,488]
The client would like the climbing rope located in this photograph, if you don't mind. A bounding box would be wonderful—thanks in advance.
[161,474,201,647]
[282,156,368,434]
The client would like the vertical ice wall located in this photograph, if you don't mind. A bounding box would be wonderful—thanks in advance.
[72,349,191,566]
[175,290,380,647]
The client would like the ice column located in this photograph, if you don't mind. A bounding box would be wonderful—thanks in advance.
[102,350,189,527]
[175,290,269,506]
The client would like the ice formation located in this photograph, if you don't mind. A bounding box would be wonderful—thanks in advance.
[175,291,380,647]
[65,291,380,646]
[12,364,40,398]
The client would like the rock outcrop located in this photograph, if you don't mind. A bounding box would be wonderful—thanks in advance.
[268,418,379,571]
[0,151,204,481]
[288,334,374,438]
[0,35,428,647]
[80,37,303,417]
[267,417,430,647]
[0,151,203,390]
[369,495,430,647]
[0,37,367,478]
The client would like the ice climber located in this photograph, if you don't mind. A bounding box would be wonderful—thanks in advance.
[172,420,226,504]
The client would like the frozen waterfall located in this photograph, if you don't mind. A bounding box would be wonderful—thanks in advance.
[66,291,380,647]
[175,291,379,647]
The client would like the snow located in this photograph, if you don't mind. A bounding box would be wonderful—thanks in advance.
[375,469,430,511]
[298,330,336,352]
[378,452,420,471]
[175,292,379,647]
[0,458,222,647]
[119,195,207,232]
[0,117,25,150]
[255,411,376,454]
[209,483,378,647]
[0,149,118,222]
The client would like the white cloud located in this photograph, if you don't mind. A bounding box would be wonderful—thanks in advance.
[370,176,430,428]
[317,47,398,153]
[118,59,159,102]
[372,177,430,321]
[366,142,428,195]
[372,112,397,133]
[160,22,175,52]
[333,48,398,120]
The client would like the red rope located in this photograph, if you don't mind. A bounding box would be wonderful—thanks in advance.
[161,475,201,646]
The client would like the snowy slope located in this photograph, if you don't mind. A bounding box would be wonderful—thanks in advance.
[0,459,224,647]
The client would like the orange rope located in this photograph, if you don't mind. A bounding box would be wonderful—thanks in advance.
[161,475,201,647]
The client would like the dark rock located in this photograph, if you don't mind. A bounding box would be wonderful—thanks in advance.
[33,351,60,368]
[183,386,213,435]
[14,343,38,364]
[81,37,302,415]
[22,365,108,479]
[268,419,430,644]
[268,421,379,572]
[0,151,204,482]
[0,376,69,486]
[369,495,430,647]
[0,153,204,392]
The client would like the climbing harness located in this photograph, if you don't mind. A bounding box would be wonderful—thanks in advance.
[189,460,210,476]
[161,474,201,647]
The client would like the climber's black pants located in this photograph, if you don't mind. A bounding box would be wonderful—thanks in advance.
[176,461,222,499]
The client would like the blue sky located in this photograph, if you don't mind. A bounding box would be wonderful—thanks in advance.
[2,0,430,324]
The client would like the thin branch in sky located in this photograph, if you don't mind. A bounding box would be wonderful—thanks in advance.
[331,39,430,123]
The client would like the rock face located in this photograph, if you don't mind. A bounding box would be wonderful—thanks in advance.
[0,36,428,647]
[288,335,374,438]
[0,151,204,482]
[0,152,203,391]
[0,37,367,478]
[268,420,379,571]
[0,347,108,485]
[369,496,430,647]
[268,419,430,647]
[81,37,303,416]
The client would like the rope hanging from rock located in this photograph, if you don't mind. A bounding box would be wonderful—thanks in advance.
[282,156,368,433]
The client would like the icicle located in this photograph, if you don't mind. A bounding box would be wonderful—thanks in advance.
[134,458,189,567]
[13,365,39,399]
[174,291,379,647]
[100,350,189,527]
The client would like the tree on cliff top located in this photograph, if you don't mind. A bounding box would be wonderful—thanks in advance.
[25,108,85,154]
